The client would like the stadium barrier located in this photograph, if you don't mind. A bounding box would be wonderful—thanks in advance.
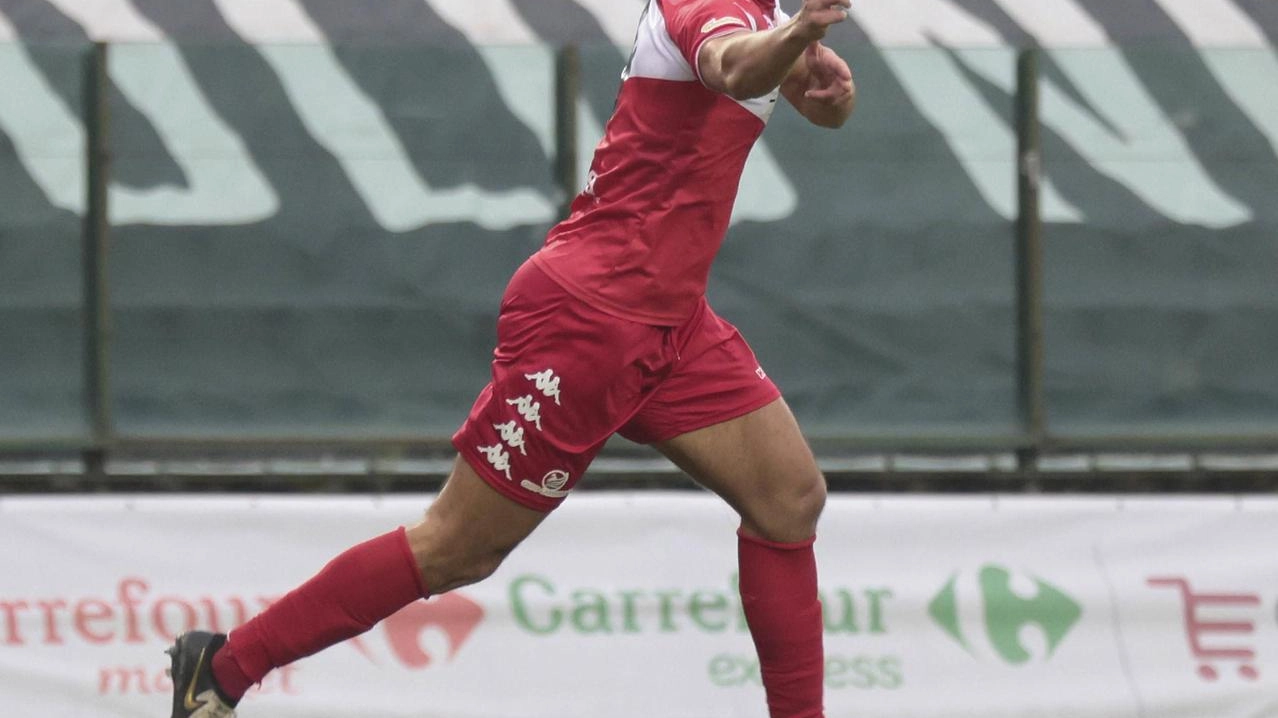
[2,493,1276,716]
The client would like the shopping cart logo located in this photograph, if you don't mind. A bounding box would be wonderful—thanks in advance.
[929,564,1082,665]
[1147,576,1260,681]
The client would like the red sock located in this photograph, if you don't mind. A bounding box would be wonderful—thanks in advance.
[738,530,824,718]
[211,527,428,701]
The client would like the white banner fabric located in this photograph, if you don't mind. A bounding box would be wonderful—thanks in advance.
[1,493,1276,718]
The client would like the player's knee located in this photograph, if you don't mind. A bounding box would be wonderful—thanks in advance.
[798,472,828,524]
[789,471,828,534]
[419,539,517,595]
[746,470,827,543]
[442,546,510,591]
[406,520,520,595]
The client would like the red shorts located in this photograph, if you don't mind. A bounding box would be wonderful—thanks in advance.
[452,259,780,512]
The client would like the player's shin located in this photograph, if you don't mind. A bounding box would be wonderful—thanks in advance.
[210,527,430,701]
[738,530,825,718]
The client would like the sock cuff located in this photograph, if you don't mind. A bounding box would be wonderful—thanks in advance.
[737,528,816,551]
[217,623,269,701]
[394,526,431,598]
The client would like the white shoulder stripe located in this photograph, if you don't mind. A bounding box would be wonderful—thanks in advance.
[623,0,696,82]
[701,16,748,34]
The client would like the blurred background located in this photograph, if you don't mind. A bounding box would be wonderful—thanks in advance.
[1,1,1277,716]
[3,0,1278,488]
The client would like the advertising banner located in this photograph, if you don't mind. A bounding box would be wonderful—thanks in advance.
[2,493,1276,717]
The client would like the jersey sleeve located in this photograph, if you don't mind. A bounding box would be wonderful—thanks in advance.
[663,0,765,83]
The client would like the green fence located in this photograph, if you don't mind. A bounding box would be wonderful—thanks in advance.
[1,41,1276,465]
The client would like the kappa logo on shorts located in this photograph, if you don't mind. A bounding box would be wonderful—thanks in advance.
[524,368,562,405]
[493,420,527,455]
[506,395,543,431]
[476,443,513,480]
[521,470,571,499]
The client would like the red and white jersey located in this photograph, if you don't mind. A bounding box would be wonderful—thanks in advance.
[532,0,790,325]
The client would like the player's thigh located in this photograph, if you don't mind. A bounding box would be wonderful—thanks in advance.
[406,455,550,594]
[455,258,677,512]
[653,397,826,543]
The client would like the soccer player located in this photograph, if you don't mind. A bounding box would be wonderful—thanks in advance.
[166,0,855,716]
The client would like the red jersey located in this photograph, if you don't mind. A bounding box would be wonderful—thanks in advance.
[532,0,789,326]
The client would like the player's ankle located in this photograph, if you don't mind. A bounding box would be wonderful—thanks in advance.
[209,640,252,705]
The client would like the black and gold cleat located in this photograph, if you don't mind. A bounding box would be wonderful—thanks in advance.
[165,631,237,718]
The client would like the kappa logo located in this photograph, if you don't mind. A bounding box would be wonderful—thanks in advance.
[929,564,1082,665]
[493,420,527,456]
[476,443,513,479]
[524,368,562,405]
[700,16,747,34]
[349,594,485,670]
[506,395,543,431]
[521,469,571,499]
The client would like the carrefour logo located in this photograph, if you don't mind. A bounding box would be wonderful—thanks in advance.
[0,577,486,697]
[928,564,1082,665]
[506,573,902,690]
[352,593,485,670]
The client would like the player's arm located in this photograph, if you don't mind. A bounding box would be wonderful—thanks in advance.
[697,0,850,101]
[779,42,855,128]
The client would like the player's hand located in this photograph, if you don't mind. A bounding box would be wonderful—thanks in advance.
[801,42,853,105]
[793,0,850,42]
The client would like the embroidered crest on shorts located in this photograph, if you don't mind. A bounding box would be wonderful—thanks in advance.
[524,368,562,405]
[505,395,543,431]
[521,469,571,499]
[492,420,528,455]
[476,443,513,480]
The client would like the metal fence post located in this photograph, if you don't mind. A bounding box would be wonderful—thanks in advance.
[82,41,113,477]
[554,44,580,220]
[1014,47,1046,469]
